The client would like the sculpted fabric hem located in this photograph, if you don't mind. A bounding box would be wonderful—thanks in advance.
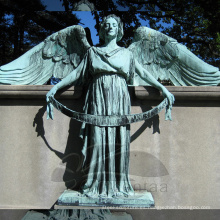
[48,96,171,126]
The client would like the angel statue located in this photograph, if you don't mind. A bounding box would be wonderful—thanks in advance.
[0,14,219,207]
[45,14,174,205]
[0,16,220,86]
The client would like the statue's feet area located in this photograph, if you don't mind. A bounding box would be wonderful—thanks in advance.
[83,190,130,199]
[56,190,155,208]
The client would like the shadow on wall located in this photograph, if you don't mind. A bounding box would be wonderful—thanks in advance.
[33,103,85,190]
[32,98,166,192]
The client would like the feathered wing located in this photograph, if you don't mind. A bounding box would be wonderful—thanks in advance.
[0,25,91,85]
[128,26,220,86]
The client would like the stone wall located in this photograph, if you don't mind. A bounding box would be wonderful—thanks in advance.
[0,85,220,211]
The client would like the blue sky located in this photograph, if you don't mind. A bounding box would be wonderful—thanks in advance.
[73,12,152,45]
[42,0,99,44]
[74,12,99,45]
[41,0,136,11]
[41,0,172,45]
[42,0,65,11]
[42,0,148,45]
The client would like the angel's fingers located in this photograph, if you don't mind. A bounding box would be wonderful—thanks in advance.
[46,103,54,120]
[46,93,54,102]
[169,95,174,105]
[46,104,50,120]
[172,94,175,104]
[167,94,174,106]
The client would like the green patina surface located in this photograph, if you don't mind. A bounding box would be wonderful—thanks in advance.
[1,14,219,207]
[56,190,154,208]
[46,15,174,202]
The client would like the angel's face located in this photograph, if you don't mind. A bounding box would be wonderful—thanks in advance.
[104,17,118,40]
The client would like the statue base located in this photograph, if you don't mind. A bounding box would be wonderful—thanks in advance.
[55,190,154,208]
[22,210,133,220]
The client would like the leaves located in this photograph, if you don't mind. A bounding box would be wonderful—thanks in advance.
[116,0,220,67]
[0,1,80,66]
[0,0,219,68]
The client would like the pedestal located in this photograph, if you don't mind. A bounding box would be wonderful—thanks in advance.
[22,210,133,220]
[55,190,154,208]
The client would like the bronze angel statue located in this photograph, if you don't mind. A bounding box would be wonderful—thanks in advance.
[0,14,219,204]
[0,17,220,86]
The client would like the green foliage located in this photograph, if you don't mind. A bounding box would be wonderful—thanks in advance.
[116,0,220,67]
[0,0,219,68]
[0,0,80,66]
[65,0,220,67]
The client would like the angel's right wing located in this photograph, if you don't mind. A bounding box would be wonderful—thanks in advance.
[129,26,220,86]
[0,25,91,85]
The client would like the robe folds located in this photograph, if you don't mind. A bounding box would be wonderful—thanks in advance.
[75,46,135,197]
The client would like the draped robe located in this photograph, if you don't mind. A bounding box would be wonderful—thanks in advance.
[75,46,135,197]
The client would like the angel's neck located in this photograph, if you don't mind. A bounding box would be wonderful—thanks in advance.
[103,38,118,50]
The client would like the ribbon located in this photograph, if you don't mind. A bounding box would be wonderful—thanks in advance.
[48,96,172,126]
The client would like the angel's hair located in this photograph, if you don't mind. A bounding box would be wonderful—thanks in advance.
[99,14,124,42]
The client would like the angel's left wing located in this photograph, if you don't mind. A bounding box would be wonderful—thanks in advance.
[0,25,91,85]
[128,26,220,86]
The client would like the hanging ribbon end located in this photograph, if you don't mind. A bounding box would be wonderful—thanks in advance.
[165,103,173,121]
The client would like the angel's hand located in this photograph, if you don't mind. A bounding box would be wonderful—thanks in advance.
[46,86,57,120]
[46,86,57,102]
[161,88,175,121]
[162,88,175,106]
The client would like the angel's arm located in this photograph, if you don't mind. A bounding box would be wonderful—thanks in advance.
[134,59,175,106]
[47,65,81,95]
[47,63,81,97]
[46,56,88,119]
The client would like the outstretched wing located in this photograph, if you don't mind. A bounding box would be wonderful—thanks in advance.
[0,25,91,85]
[129,26,220,86]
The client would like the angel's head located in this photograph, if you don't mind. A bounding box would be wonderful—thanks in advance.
[99,14,124,42]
